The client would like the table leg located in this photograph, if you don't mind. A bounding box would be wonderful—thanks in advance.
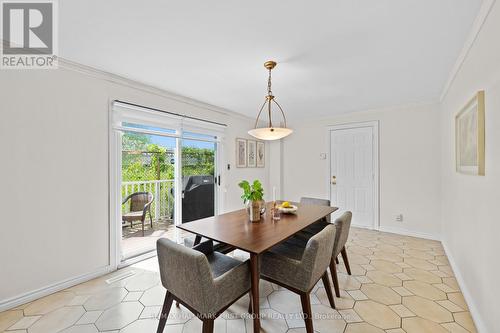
[193,235,202,246]
[250,253,261,333]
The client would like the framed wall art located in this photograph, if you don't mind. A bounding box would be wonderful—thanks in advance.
[247,140,257,167]
[456,91,485,175]
[236,138,247,168]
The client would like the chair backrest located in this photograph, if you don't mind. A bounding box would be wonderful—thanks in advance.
[156,238,214,313]
[300,197,332,223]
[332,211,352,257]
[129,192,153,212]
[301,224,336,290]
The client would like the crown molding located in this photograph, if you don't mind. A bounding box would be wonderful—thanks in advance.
[439,0,497,101]
[56,57,256,122]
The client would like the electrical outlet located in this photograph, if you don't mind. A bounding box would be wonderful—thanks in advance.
[396,214,403,222]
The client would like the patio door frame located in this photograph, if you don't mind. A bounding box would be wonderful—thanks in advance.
[109,101,225,269]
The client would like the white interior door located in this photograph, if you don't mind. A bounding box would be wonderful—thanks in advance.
[330,126,376,228]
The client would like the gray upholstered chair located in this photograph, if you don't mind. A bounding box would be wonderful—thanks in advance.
[260,225,337,333]
[296,197,331,237]
[122,192,154,236]
[156,238,250,333]
[329,211,352,297]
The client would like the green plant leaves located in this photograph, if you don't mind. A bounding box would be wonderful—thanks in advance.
[238,179,264,204]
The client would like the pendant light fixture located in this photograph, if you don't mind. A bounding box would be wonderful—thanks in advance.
[248,61,293,141]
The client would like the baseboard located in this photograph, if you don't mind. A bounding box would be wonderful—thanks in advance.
[442,241,488,333]
[0,265,113,312]
[377,225,441,241]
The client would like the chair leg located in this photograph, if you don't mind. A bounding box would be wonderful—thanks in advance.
[321,272,336,309]
[329,258,341,297]
[247,291,252,313]
[175,301,180,308]
[157,291,174,333]
[341,246,351,275]
[300,292,314,333]
[202,319,214,333]
[149,207,153,227]
[335,257,339,264]
[142,219,145,237]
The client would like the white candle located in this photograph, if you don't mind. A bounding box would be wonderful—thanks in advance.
[272,186,276,202]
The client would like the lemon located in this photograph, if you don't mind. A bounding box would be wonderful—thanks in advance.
[282,201,291,208]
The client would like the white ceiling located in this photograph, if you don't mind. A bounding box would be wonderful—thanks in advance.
[59,0,482,122]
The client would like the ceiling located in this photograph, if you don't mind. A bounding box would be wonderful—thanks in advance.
[59,0,482,122]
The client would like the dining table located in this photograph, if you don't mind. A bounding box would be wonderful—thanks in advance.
[177,201,338,333]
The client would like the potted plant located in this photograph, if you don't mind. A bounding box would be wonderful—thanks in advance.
[238,180,265,222]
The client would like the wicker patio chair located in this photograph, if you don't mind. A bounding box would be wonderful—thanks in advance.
[122,192,154,236]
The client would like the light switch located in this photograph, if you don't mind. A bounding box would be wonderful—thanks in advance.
[319,153,327,160]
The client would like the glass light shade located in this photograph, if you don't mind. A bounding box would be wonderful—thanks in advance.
[248,127,293,141]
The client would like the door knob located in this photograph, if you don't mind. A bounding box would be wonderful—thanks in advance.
[331,176,337,185]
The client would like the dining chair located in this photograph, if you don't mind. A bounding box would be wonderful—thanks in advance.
[259,225,336,333]
[156,238,251,333]
[298,197,331,236]
[329,211,352,297]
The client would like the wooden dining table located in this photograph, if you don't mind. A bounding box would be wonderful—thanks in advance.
[177,201,338,333]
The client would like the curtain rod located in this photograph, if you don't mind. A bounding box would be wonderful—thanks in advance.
[114,100,228,127]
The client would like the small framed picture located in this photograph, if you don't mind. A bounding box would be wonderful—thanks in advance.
[456,91,485,175]
[256,142,265,167]
[247,140,257,167]
[236,138,247,168]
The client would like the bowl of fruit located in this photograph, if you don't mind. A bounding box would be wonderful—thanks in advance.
[278,201,298,214]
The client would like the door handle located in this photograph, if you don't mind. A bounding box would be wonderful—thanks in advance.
[331,176,337,185]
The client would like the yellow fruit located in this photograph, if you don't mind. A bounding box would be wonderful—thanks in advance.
[282,201,291,208]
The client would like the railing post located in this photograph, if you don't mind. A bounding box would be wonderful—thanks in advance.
[155,181,161,221]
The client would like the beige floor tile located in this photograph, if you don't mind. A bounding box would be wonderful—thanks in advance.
[268,290,303,314]
[370,260,403,273]
[395,262,412,268]
[347,290,368,301]
[83,287,127,311]
[431,270,452,278]
[94,301,143,331]
[354,301,400,329]
[75,310,102,325]
[338,273,362,290]
[183,316,226,333]
[348,245,374,256]
[403,280,446,300]
[443,277,460,290]
[244,308,288,333]
[392,287,414,297]
[59,324,99,333]
[403,268,442,284]
[389,304,415,318]
[453,312,477,332]
[0,310,24,331]
[366,271,402,287]
[402,317,448,333]
[402,296,453,323]
[345,322,385,333]
[438,265,454,276]
[123,291,143,302]
[437,300,464,313]
[311,304,346,333]
[361,264,376,271]
[447,293,468,311]
[386,329,406,333]
[119,318,160,333]
[375,244,404,254]
[434,283,457,293]
[7,315,41,330]
[139,285,165,306]
[370,251,404,263]
[404,258,437,271]
[394,273,412,281]
[442,322,470,333]
[404,249,435,260]
[226,319,246,332]
[355,275,373,284]
[348,253,371,265]
[67,295,91,306]
[24,292,75,316]
[28,306,85,333]
[124,272,159,292]
[338,309,363,323]
[360,284,401,305]
[317,289,355,310]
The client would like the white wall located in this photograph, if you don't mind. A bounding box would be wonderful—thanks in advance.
[277,104,442,239]
[440,1,500,331]
[0,62,268,308]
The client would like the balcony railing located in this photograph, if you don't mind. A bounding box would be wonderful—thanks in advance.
[122,179,174,220]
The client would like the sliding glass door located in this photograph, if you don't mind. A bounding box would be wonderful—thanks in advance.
[112,116,222,263]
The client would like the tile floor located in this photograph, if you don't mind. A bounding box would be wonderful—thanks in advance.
[0,228,477,333]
